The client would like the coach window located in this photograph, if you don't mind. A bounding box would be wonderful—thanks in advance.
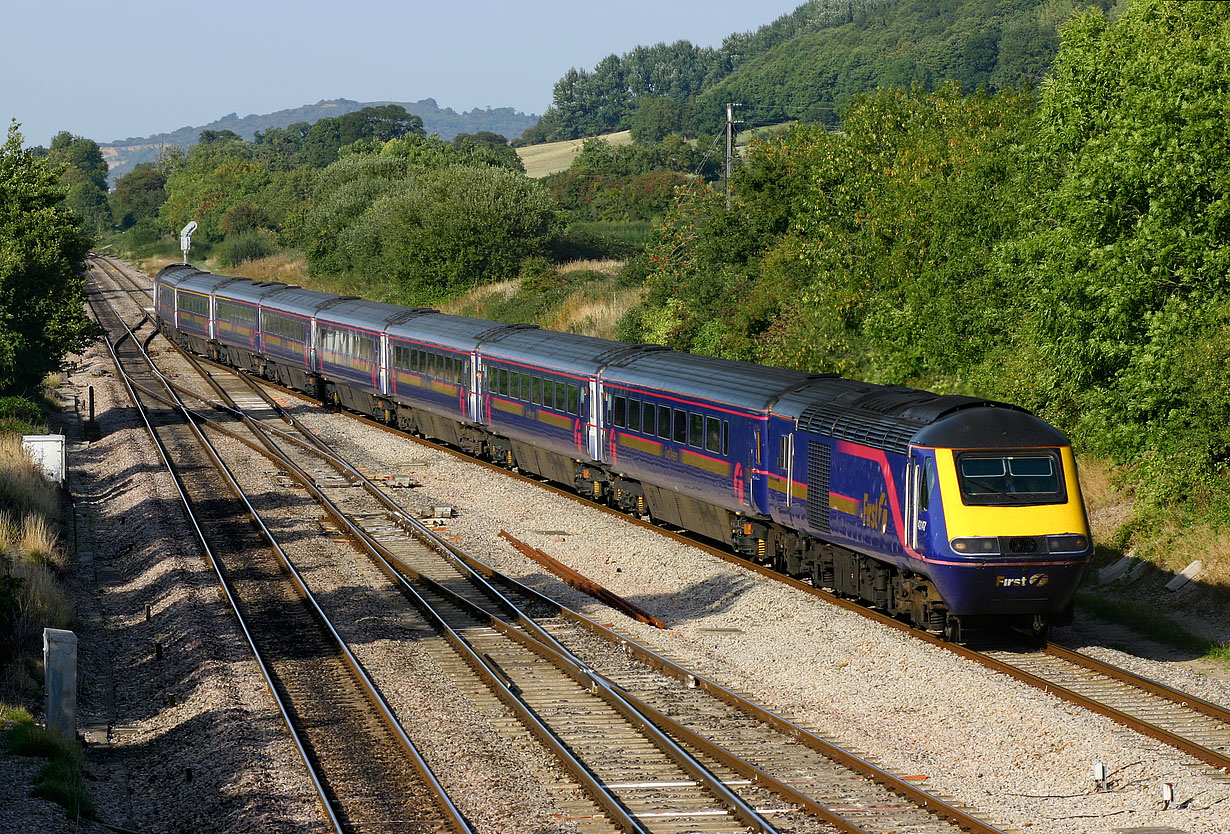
[531,377,543,405]
[722,420,730,456]
[642,401,654,435]
[689,413,703,447]
[778,435,790,469]
[658,405,671,439]
[555,381,567,412]
[518,373,530,400]
[627,400,641,433]
[673,409,687,444]
[706,417,721,454]
[567,384,579,415]
[614,396,626,427]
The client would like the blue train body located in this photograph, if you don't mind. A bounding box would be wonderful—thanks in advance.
[155,265,1093,638]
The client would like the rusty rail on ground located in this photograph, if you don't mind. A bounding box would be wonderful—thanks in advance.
[498,530,668,629]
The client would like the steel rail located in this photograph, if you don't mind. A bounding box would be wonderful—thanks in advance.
[116,254,1227,816]
[84,288,345,834]
[87,276,475,834]
[203,375,998,833]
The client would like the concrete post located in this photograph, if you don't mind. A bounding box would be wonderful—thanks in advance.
[43,628,77,741]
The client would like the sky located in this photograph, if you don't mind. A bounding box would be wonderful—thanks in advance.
[2,0,803,148]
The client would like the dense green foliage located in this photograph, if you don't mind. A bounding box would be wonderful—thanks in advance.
[254,105,426,169]
[528,0,1114,143]
[46,132,111,236]
[545,136,716,224]
[302,148,556,298]
[999,1,1230,518]
[110,162,167,230]
[0,123,94,394]
[623,0,1230,533]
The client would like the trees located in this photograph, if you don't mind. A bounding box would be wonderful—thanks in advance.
[630,98,685,144]
[997,1,1230,508]
[47,132,111,236]
[304,153,557,298]
[297,105,425,168]
[0,122,94,393]
[110,163,167,229]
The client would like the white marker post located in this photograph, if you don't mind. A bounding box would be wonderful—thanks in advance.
[180,220,198,265]
[43,628,77,741]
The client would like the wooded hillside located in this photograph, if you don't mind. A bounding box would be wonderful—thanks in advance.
[524,0,1117,143]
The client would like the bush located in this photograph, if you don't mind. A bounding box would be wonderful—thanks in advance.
[549,224,644,262]
[0,398,44,435]
[218,230,277,267]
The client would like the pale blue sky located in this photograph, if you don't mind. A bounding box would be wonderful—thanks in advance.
[3,0,803,147]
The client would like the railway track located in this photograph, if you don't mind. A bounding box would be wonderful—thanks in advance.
[86,261,471,834]
[91,255,1014,834]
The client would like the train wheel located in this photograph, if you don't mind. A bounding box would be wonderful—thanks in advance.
[943,616,963,644]
[1030,615,1050,644]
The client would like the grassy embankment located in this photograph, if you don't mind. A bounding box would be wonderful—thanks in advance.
[1077,457,1230,662]
[0,391,94,818]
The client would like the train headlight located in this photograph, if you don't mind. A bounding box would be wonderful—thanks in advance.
[951,537,1000,555]
[1047,534,1089,554]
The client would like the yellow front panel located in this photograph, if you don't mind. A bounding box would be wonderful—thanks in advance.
[937,446,1089,537]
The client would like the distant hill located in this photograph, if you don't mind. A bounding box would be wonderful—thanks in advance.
[101,97,539,182]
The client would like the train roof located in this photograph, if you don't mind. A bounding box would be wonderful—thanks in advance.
[481,327,651,377]
[154,264,204,288]
[170,272,245,297]
[316,298,434,331]
[386,312,526,353]
[259,285,351,318]
[218,279,292,304]
[773,377,1064,454]
[603,351,812,412]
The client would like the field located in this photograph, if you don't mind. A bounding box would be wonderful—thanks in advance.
[517,130,633,178]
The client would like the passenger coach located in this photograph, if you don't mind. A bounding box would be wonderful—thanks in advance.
[155,265,1093,639]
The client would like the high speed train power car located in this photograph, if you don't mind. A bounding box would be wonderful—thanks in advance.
[155,264,1093,640]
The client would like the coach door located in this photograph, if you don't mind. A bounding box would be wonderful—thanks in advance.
[587,379,601,460]
[378,334,389,395]
[905,450,932,553]
[468,354,482,423]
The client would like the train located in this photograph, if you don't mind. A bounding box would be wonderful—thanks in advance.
[154,263,1093,641]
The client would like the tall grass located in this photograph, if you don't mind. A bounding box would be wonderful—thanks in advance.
[0,435,58,519]
[4,710,94,820]
[0,434,72,671]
